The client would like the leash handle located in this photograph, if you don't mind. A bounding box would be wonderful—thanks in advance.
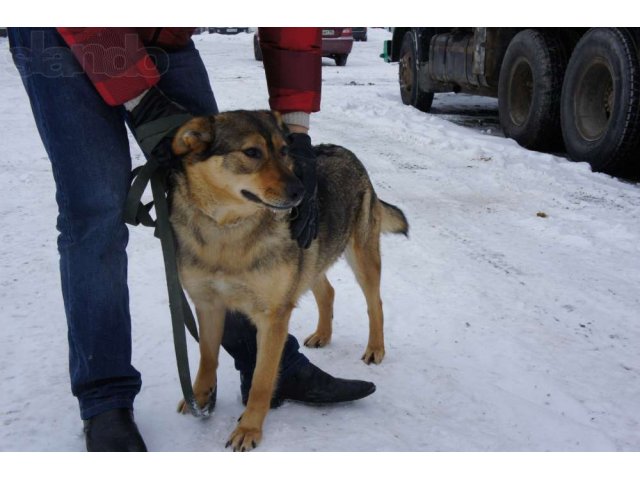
[149,171,201,415]
[124,164,157,228]
[124,161,199,341]
[125,160,206,416]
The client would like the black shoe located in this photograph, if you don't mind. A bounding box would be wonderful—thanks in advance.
[83,408,147,452]
[241,362,376,408]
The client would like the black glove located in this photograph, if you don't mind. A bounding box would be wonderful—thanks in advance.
[288,133,319,249]
[127,86,193,166]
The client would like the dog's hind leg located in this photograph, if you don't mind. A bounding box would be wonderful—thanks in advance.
[345,199,385,364]
[304,274,335,348]
[177,301,225,415]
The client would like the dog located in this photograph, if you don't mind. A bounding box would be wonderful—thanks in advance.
[168,110,408,451]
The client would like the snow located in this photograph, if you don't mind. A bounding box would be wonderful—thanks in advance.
[1,29,639,452]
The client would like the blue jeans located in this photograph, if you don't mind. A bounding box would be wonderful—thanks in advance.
[9,28,307,420]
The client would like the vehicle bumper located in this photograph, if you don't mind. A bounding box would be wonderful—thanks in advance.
[322,38,353,55]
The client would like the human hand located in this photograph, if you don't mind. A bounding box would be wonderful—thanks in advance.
[127,86,193,166]
[287,132,318,249]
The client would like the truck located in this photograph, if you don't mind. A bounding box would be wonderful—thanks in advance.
[382,28,640,177]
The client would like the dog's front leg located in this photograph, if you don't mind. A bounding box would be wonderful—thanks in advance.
[177,300,226,416]
[226,307,292,451]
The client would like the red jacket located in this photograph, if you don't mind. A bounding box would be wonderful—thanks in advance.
[56,27,321,113]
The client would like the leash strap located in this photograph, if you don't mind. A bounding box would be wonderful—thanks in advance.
[134,114,192,157]
[124,159,204,416]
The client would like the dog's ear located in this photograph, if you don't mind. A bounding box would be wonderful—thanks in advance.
[271,111,291,135]
[255,110,289,135]
[172,117,214,156]
[271,111,287,131]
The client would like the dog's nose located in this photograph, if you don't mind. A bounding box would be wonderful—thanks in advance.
[286,182,305,205]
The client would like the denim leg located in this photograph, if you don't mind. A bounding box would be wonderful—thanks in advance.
[152,41,219,116]
[9,28,141,420]
[221,312,309,378]
[156,42,309,379]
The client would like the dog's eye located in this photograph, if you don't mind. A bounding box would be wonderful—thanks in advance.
[280,146,289,156]
[243,148,262,159]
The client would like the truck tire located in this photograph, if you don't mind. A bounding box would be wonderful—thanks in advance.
[498,29,567,152]
[254,34,263,61]
[399,31,434,112]
[560,28,640,176]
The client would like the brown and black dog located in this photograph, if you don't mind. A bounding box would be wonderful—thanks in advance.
[169,110,408,451]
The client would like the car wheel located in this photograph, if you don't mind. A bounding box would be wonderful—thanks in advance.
[398,31,433,112]
[254,35,263,61]
[561,28,640,176]
[335,54,348,66]
[498,29,568,152]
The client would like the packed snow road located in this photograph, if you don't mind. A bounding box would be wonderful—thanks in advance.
[1,29,638,451]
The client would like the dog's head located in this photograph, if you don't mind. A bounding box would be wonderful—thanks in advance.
[172,110,304,213]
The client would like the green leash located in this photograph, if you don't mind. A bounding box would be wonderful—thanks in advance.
[124,158,208,417]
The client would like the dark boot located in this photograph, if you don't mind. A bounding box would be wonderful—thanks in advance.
[241,362,376,408]
[83,408,147,452]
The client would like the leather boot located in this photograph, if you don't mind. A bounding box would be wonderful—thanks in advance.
[241,362,376,408]
[83,408,147,452]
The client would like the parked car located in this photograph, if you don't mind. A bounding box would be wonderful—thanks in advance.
[0,28,7,38]
[209,27,248,35]
[253,28,354,66]
[352,27,368,41]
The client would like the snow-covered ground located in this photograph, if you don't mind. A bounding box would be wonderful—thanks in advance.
[1,29,639,452]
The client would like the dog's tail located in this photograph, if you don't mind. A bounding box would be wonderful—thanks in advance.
[379,200,409,237]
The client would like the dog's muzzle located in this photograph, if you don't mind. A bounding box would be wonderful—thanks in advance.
[241,182,304,210]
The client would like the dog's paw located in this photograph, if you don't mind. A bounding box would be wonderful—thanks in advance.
[304,331,332,348]
[225,425,262,452]
[176,387,217,416]
[362,346,385,365]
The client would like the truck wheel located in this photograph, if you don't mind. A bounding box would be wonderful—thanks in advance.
[561,28,640,176]
[254,34,263,61]
[399,31,434,112]
[498,29,567,152]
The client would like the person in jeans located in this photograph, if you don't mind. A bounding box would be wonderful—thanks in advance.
[8,27,375,452]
